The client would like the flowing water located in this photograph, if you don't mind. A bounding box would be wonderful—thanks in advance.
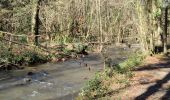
[0,46,138,100]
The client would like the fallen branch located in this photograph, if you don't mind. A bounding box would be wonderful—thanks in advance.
[0,37,50,53]
[0,31,44,38]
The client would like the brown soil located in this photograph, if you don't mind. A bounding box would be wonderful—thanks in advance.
[110,55,170,100]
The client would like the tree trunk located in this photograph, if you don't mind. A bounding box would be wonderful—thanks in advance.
[98,0,103,52]
[163,7,168,54]
[136,1,149,54]
[31,0,41,46]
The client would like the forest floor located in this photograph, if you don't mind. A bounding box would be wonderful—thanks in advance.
[110,54,170,100]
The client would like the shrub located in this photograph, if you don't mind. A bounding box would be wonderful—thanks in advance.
[78,53,145,99]
[79,72,111,99]
[0,48,50,66]
[114,54,144,74]
[21,51,49,65]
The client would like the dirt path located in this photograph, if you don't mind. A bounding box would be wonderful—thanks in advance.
[110,55,170,100]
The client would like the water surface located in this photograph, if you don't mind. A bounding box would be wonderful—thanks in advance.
[0,46,136,100]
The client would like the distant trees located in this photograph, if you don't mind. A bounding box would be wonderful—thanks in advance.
[0,0,169,54]
[136,0,169,54]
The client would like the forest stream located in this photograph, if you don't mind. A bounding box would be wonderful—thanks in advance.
[0,46,138,100]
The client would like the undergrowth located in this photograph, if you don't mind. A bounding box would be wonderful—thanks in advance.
[0,45,50,66]
[77,52,145,100]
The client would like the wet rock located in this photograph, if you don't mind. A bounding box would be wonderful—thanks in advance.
[77,45,88,55]
[30,91,39,97]
[19,78,32,85]
[27,70,48,81]
[84,77,88,80]
[23,77,31,82]
[27,72,35,76]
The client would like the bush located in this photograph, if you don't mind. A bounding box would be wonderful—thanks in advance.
[79,72,111,99]
[20,51,49,65]
[114,54,144,74]
[0,48,50,66]
[0,49,14,63]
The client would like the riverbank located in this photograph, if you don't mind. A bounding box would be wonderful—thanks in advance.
[108,54,170,99]
[77,52,145,99]
[0,43,89,71]
[77,54,170,100]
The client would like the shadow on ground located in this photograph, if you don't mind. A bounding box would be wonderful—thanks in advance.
[135,55,170,71]
[135,73,170,100]
[135,55,170,100]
